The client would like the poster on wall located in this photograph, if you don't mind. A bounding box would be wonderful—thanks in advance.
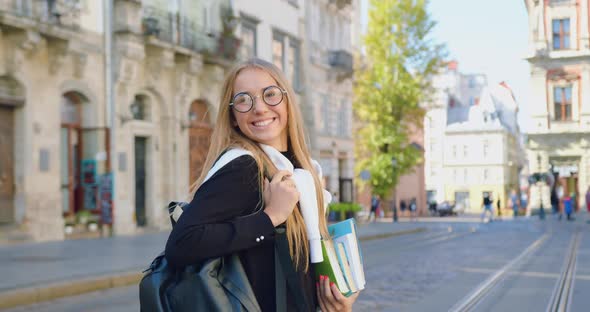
[83,185,97,210]
[81,159,97,185]
[99,173,113,225]
[81,159,98,210]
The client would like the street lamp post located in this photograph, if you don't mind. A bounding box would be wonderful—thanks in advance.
[392,157,398,223]
[537,154,545,220]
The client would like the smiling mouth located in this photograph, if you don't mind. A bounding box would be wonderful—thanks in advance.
[252,118,276,127]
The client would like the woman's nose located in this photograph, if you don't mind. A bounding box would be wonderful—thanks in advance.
[252,95,267,113]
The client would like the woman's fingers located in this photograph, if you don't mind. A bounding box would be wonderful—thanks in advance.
[321,276,337,311]
[316,282,328,312]
[264,178,270,189]
[326,278,345,311]
[317,275,359,312]
[271,170,291,184]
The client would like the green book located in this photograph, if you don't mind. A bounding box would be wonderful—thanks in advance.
[314,239,351,296]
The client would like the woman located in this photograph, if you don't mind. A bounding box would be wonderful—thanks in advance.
[165,58,359,311]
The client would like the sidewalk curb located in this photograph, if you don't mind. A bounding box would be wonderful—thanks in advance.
[358,227,426,242]
[0,227,425,310]
[0,272,143,310]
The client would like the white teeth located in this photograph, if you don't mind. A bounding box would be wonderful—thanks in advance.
[253,119,273,127]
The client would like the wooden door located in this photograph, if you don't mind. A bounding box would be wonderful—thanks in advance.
[189,127,212,184]
[0,106,14,223]
[60,94,83,216]
[188,100,212,184]
[135,137,147,227]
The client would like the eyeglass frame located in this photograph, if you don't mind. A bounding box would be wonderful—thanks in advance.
[229,85,288,113]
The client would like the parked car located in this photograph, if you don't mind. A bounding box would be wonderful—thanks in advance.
[437,201,456,217]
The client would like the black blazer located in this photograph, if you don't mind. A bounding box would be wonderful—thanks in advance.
[165,153,317,311]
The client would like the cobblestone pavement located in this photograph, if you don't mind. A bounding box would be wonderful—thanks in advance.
[7,217,590,312]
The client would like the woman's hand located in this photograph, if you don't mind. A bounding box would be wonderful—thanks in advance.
[263,170,300,226]
[316,275,360,312]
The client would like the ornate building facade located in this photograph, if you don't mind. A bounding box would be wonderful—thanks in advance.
[0,0,237,241]
[304,0,355,203]
[524,0,590,211]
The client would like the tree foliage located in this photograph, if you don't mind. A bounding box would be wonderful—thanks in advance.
[354,0,446,198]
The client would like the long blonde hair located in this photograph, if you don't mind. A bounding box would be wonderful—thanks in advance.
[190,58,328,271]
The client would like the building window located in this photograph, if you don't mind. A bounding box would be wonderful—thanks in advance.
[337,100,348,137]
[552,18,570,50]
[288,40,301,90]
[131,95,150,121]
[483,140,489,158]
[452,145,457,158]
[272,33,285,71]
[483,168,489,182]
[240,17,257,60]
[553,85,572,121]
[463,145,468,158]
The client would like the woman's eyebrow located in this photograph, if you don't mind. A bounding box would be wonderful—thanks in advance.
[234,85,276,95]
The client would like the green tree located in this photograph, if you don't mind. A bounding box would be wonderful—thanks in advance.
[354,0,446,198]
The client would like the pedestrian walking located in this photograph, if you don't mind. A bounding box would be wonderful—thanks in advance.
[409,198,417,221]
[551,188,560,219]
[497,198,502,218]
[585,186,590,223]
[370,195,380,222]
[563,193,574,221]
[428,200,437,216]
[510,189,519,218]
[164,58,359,311]
[481,193,494,222]
[400,200,407,217]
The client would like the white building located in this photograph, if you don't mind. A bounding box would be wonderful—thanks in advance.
[425,63,523,213]
[424,62,487,204]
[524,0,590,211]
[304,0,356,202]
[234,0,358,202]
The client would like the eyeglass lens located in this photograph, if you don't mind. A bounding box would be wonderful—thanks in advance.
[232,86,284,112]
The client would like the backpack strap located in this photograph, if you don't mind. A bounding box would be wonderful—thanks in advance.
[169,148,252,225]
[203,148,252,184]
[275,226,309,312]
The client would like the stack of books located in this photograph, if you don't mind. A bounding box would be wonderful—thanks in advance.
[314,218,366,296]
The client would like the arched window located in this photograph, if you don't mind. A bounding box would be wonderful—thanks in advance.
[61,95,81,125]
[131,95,150,121]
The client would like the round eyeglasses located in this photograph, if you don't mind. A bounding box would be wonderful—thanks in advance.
[230,86,287,113]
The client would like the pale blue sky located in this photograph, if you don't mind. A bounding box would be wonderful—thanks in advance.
[360,0,532,131]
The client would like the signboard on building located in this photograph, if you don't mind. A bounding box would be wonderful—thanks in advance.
[99,173,113,225]
[81,159,97,210]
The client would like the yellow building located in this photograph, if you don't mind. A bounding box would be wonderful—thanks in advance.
[442,84,523,214]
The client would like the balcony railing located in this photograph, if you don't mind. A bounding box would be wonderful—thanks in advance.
[329,0,352,9]
[142,5,241,60]
[0,0,81,29]
[328,50,353,72]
